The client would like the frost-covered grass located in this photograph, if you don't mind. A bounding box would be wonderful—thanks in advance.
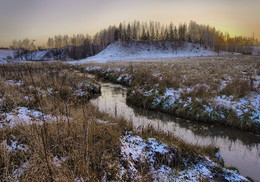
[83,55,260,133]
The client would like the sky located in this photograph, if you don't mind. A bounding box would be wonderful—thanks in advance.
[0,0,260,47]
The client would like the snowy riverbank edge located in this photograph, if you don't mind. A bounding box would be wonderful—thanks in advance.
[85,66,260,134]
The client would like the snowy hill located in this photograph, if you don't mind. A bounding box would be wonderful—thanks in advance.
[73,41,220,64]
[0,48,66,62]
[18,49,70,61]
[21,50,49,60]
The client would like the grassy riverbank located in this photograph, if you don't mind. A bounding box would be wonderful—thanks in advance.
[82,55,260,134]
[0,62,251,181]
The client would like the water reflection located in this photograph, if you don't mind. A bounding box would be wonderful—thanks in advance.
[91,82,260,181]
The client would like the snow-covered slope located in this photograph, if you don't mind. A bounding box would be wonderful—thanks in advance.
[19,50,49,60]
[18,49,70,61]
[0,49,53,62]
[74,41,220,64]
[0,49,15,59]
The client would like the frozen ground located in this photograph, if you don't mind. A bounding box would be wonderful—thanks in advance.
[69,41,229,64]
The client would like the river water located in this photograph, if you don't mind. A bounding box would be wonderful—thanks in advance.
[90,82,260,181]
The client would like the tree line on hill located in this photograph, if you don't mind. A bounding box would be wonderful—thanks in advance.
[10,20,259,60]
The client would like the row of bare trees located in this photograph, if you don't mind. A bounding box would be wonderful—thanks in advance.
[10,35,96,60]
[94,20,258,53]
[10,39,37,59]
[10,20,259,60]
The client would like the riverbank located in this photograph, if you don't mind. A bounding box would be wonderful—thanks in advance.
[0,62,252,181]
[82,55,260,134]
[90,80,260,181]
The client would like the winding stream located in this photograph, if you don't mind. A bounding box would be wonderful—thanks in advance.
[91,82,260,181]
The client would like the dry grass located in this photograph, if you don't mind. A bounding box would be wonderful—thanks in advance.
[84,55,260,96]
[0,63,101,113]
[0,62,129,181]
[83,55,260,132]
[0,61,256,181]
[0,106,130,181]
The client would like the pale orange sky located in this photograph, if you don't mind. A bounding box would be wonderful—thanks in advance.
[0,0,260,47]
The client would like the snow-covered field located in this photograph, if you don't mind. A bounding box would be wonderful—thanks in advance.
[70,41,229,64]
[0,49,15,64]
[0,49,15,59]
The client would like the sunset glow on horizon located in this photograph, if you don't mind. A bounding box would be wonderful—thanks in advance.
[0,0,260,47]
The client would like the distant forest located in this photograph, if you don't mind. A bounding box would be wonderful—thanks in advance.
[10,20,259,60]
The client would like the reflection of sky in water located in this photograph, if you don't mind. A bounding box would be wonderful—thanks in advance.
[91,83,260,181]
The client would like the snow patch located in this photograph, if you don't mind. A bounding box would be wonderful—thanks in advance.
[223,168,249,182]
[85,66,102,71]
[0,107,55,128]
[96,119,109,124]
[6,80,23,86]
[151,88,183,109]
[1,140,29,152]
[12,162,29,180]
[52,156,68,168]
[118,132,249,181]
[210,93,260,122]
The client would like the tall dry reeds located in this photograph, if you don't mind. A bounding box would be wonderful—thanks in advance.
[0,62,126,181]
